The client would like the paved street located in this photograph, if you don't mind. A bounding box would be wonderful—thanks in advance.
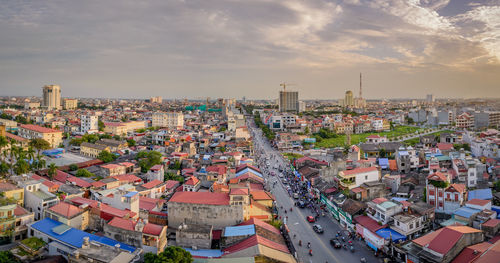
[247,119,381,263]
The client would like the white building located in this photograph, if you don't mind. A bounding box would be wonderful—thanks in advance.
[99,188,139,218]
[152,112,184,129]
[24,181,59,221]
[80,114,99,134]
[338,167,380,190]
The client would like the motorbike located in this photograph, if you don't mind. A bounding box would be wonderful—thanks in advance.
[350,246,355,252]
[308,250,313,256]
[360,258,367,263]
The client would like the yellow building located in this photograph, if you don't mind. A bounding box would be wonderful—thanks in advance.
[18,124,62,148]
[80,142,110,158]
[0,182,24,206]
[103,122,128,135]
[64,99,78,110]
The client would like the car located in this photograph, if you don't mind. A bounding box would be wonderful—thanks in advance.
[330,239,342,248]
[293,193,299,199]
[307,216,315,223]
[278,173,284,178]
[312,224,324,234]
[297,201,306,208]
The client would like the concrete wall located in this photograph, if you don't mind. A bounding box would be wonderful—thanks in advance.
[103,223,142,248]
[176,229,211,249]
[168,202,243,229]
[442,232,483,263]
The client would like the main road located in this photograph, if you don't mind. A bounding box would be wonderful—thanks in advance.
[247,117,381,263]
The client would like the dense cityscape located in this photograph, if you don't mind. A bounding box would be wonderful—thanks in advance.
[1,1,500,263]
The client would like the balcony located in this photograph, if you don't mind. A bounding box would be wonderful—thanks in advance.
[339,178,355,188]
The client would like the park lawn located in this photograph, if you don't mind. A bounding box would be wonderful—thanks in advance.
[282,152,304,161]
[315,126,424,148]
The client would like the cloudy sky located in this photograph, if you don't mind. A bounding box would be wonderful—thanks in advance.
[1,0,499,100]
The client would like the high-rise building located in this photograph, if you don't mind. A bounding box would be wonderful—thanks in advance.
[152,112,184,129]
[150,96,162,103]
[426,94,435,103]
[64,99,78,110]
[81,114,99,134]
[343,90,354,107]
[279,90,299,112]
[42,85,61,110]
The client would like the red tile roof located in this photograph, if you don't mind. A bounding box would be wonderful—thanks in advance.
[451,242,492,263]
[20,124,61,133]
[223,235,289,254]
[100,203,137,218]
[437,143,454,151]
[447,183,466,193]
[371,197,388,204]
[169,192,230,205]
[341,167,378,176]
[467,199,490,207]
[239,218,281,235]
[473,239,500,263]
[230,188,249,195]
[206,165,227,175]
[92,181,106,188]
[67,175,92,188]
[69,197,99,208]
[142,179,163,189]
[413,226,481,255]
[5,132,28,142]
[48,202,82,218]
[165,180,180,190]
[108,217,136,231]
[14,205,29,216]
[184,176,200,186]
[112,174,142,183]
[427,172,448,182]
[354,215,386,233]
[142,223,164,236]
[482,218,500,228]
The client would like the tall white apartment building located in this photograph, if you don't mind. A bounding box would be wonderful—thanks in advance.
[81,114,99,134]
[152,112,184,129]
[42,85,61,110]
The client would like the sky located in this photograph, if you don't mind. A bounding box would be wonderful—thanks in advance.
[1,0,499,100]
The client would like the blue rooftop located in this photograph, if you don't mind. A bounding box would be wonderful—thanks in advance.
[235,168,262,178]
[378,158,389,169]
[468,189,492,200]
[31,218,136,253]
[454,207,481,219]
[375,228,406,243]
[184,248,223,258]
[223,225,255,237]
[124,191,138,198]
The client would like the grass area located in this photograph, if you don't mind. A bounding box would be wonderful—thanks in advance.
[403,130,454,146]
[314,125,425,148]
[282,152,304,161]
[21,237,46,251]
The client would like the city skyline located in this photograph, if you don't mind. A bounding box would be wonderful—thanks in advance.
[1,0,499,99]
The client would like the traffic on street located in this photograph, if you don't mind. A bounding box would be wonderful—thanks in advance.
[247,116,381,263]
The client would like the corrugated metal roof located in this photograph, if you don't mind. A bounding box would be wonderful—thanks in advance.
[224,225,255,237]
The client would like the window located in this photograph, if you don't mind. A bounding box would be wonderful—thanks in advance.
[409,223,413,229]
[429,190,434,196]
[397,221,400,226]
[438,191,443,197]
[455,194,459,201]
[365,176,368,180]
[416,221,420,228]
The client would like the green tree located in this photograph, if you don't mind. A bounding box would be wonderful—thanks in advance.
[69,164,78,171]
[47,163,58,180]
[137,151,163,173]
[304,126,310,135]
[98,151,116,163]
[144,246,193,263]
[75,169,95,177]
[0,162,9,178]
[29,138,51,160]
[98,120,105,131]
[14,159,30,175]
[0,251,20,263]
[127,139,136,147]
[0,136,8,162]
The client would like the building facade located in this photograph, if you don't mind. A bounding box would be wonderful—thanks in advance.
[152,112,184,129]
[42,85,61,110]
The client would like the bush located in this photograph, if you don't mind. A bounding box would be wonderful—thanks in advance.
[69,164,78,171]
[98,151,117,163]
[75,169,95,178]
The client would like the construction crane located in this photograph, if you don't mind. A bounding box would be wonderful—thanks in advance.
[280,82,295,92]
